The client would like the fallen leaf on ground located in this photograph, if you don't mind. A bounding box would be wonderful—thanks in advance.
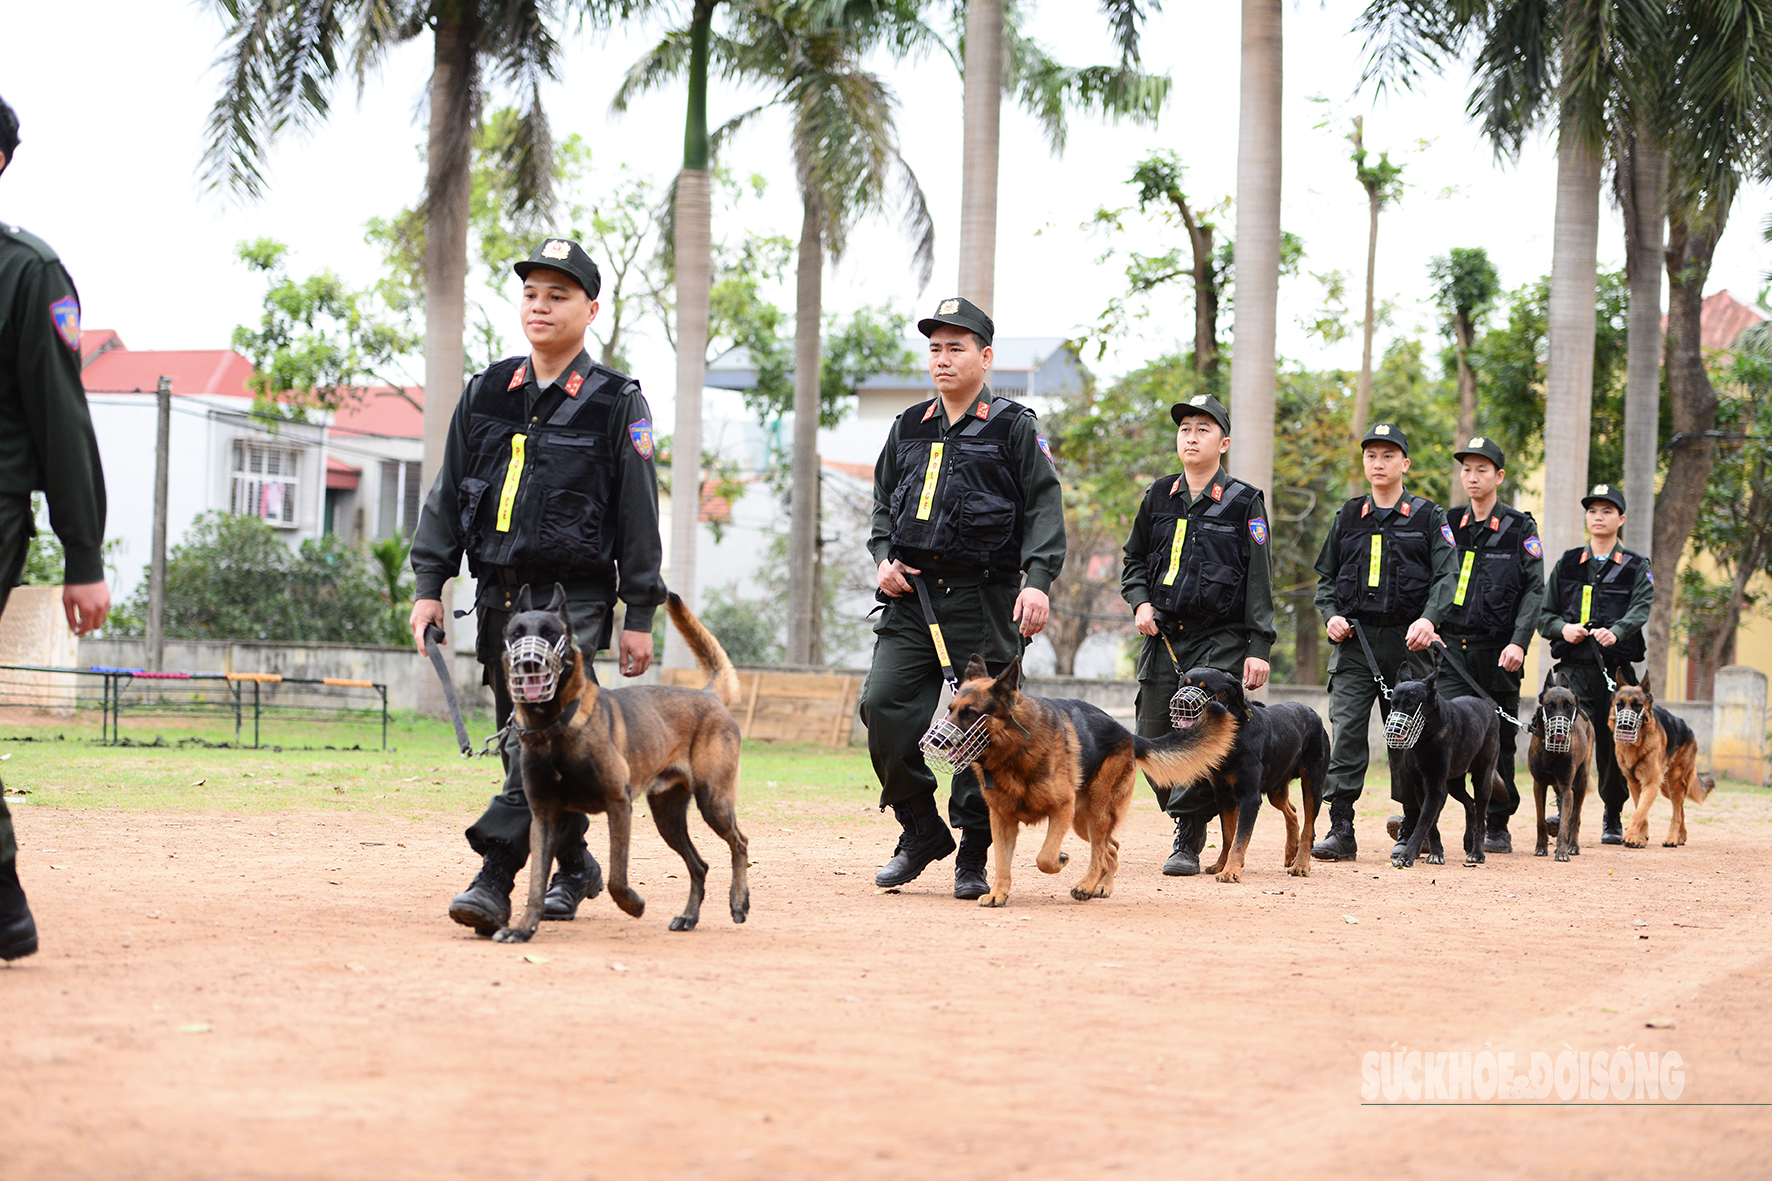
[523,954,551,964]
[609,962,628,972]
[189,779,206,787]
[1343,915,1360,924]
[345,962,367,973]
[179,1023,213,1034]
[1645,1018,1677,1029]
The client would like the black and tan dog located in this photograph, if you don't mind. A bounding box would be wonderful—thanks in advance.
[1170,666,1327,881]
[1386,668,1500,869]
[492,585,748,943]
[1610,678,1713,849]
[1527,669,1595,861]
[927,654,1238,907]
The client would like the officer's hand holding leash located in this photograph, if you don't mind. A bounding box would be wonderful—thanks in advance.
[618,629,653,677]
[1498,643,1525,673]
[1243,657,1270,691]
[1013,587,1049,637]
[409,597,446,653]
[877,558,920,598]
[1404,617,1439,651]
[63,581,109,637]
[1133,601,1160,636]
[1325,614,1352,643]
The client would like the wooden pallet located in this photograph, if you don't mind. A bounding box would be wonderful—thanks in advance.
[659,668,859,747]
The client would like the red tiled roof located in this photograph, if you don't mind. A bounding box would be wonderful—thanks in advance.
[78,329,123,366]
[81,346,256,397]
[325,457,361,491]
[331,387,424,440]
[1698,290,1766,351]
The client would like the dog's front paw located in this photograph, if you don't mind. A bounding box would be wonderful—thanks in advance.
[1391,857,1412,870]
[1287,862,1310,878]
[1036,853,1067,874]
[1214,868,1242,884]
[1425,851,1445,866]
[1554,849,1571,863]
[491,926,534,944]
[1069,883,1109,900]
[1623,834,1647,849]
[1534,845,1549,857]
[979,892,1008,908]
[668,915,699,932]
[1463,853,1484,866]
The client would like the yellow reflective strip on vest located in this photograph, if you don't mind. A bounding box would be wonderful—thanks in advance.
[1367,534,1383,588]
[1453,550,1475,606]
[915,442,944,521]
[1161,519,1189,586]
[928,623,951,671]
[495,433,527,532]
[1580,584,1592,626]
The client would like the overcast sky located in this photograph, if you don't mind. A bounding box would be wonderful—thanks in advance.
[6,1,1769,439]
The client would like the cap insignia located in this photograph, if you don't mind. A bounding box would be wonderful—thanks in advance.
[541,239,572,260]
[1375,424,1391,435]
[938,299,960,315]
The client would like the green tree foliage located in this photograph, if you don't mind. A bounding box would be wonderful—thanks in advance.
[115,514,390,644]
[698,582,785,666]
[367,534,416,648]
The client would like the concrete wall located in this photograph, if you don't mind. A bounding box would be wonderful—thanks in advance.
[0,587,80,712]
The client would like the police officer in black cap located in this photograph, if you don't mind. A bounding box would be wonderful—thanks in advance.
[1537,482,1653,844]
[861,296,1066,899]
[1120,392,1275,875]
[1414,436,1542,855]
[410,236,666,934]
[1311,423,1458,861]
[0,95,112,961]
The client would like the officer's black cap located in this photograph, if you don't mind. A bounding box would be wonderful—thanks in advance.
[1452,434,1505,470]
[1582,482,1626,514]
[1360,422,1408,455]
[917,296,994,347]
[0,95,19,161]
[514,237,601,300]
[1170,393,1230,435]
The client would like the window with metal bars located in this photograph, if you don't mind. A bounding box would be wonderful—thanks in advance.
[378,459,423,538]
[230,441,301,526]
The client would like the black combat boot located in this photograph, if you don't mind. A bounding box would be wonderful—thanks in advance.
[1312,802,1358,861]
[1483,814,1513,854]
[0,861,38,962]
[542,844,606,921]
[1162,814,1205,877]
[1389,813,1416,861]
[875,794,957,888]
[953,827,991,899]
[1601,805,1624,845]
[448,843,525,936]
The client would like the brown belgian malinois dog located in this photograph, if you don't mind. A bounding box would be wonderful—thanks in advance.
[492,585,748,943]
[1609,678,1713,849]
[1528,668,1595,861]
[926,654,1239,907]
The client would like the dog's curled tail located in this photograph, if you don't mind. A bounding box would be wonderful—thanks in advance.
[666,592,740,706]
[1690,770,1714,805]
[1132,704,1240,786]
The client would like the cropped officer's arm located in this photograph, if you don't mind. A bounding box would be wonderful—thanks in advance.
[866,418,901,569]
[1313,527,1342,630]
[1512,518,1544,650]
[1243,490,1276,662]
[1120,489,1153,610]
[1419,507,1459,627]
[1608,562,1656,641]
[1538,565,1575,642]
[611,385,666,637]
[409,379,476,602]
[1015,415,1065,594]
[18,260,106,586]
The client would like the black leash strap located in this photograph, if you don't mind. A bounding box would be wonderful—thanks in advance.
[1348,618,1392,702]
[424,624,474,756]
[1432,639,1523,729]
[908,573,960,689]
[1584,636,1619,693]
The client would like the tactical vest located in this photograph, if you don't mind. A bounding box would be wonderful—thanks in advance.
[1441,504,1533,638]
[1141,474,1259,625]
[1333,494,1437,622]
[1550,546,1649,663]
[454,356,636,580]
[887,395,1032,583]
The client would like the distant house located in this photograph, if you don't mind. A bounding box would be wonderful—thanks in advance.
[78,331,423,600]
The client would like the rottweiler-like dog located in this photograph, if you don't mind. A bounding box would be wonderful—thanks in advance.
[926,654,1239,907]
[1386,668,1500,869]
[1528,668,1595,861]
[1168,666,1327,882]
[492,585,749,943]
[1610,678,1713,849]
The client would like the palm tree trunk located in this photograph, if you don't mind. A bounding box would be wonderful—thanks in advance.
[1226,0,1281,514]
[1451,311,1476,507]
[665,1,716,669]
[958,0,1003,309]
[1541,135,1602,583]
[418,10,477,700]
[1621,127,1666,564]
[1647,202,1728,694]
[786,192,823,665]
[1350,191,1380,446]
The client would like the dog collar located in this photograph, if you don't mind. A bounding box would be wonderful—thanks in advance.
[513,697,583,744]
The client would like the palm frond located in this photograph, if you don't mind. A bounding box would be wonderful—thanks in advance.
[1097,0,1159,67]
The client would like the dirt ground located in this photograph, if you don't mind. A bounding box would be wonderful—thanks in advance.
[4,780,1771,1180]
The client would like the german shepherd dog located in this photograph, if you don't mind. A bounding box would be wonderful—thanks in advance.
[1528,669,1595,861]
[1171,666,1327,882]
[927,654,1238,907]
[1386,668,1500,869]
[491,585,748,943]
[1610,679,1713,849]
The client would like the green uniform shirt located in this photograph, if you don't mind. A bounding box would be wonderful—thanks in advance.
[410,348,665,634]
[0,221,106,584]
[867,385,1066,593]
[1312,486,1458,627]
[1119,465,1276,661]
[1538,543,1654,644]
[1445,499,1544,649]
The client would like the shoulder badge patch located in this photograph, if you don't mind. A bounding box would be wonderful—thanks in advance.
[1646,570,1654,584]
[50,296,80,350]
[1249,517,1268,546]
[1440,523,1455,545]
[564,370,584,398]
[1210,483,1223,502]
[921,401,938,422]
[1523,535,1543,558]
[508,363,528,391]
[975,400,990,419]
[1036,432,1054,464]
[629,419,654,459]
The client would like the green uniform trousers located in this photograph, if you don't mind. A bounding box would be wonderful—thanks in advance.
[463,591,613,858]
[0,495,35,871]
[860,581,1022,830]
[1324,622,1436,807]
[1132,628,1243,816]
[1436,636,1524,821]
[1554,659,1631,813]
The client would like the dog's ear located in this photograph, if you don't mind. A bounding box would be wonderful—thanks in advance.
[991,656,1022,696]
[1541,667,1557,696]
[547,582,567,615]
[515,583,534,613]
[963,652,990,682]
[1640,674,1653,702]
[1423,666,1440,689]
[1528,702,1544,736]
